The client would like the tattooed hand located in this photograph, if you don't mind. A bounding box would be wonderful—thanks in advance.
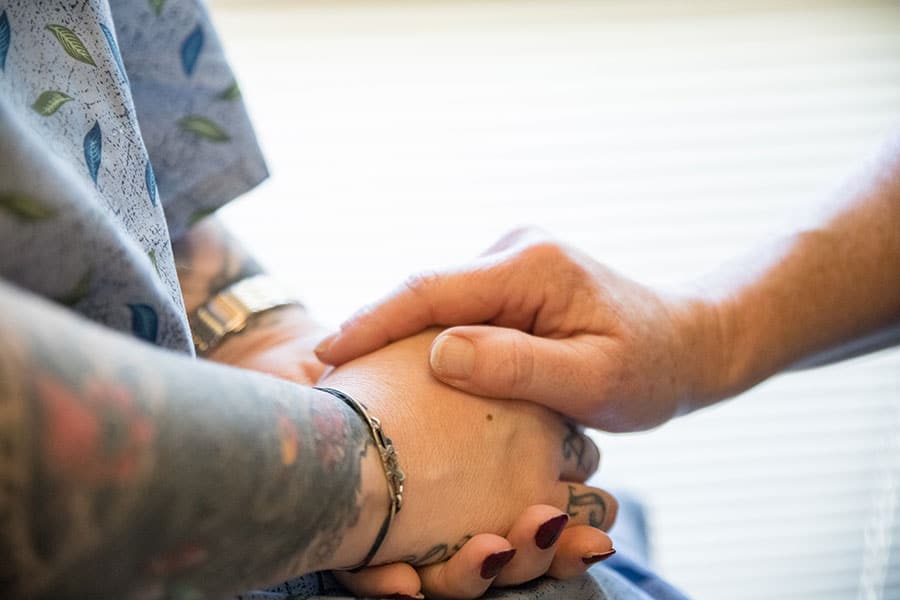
[319,328,618,597]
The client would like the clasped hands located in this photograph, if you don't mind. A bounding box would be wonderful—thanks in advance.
[209,226,720,598]
[213,315,617,599]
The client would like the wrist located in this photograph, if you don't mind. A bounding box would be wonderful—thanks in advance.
[190,275,308,356]
[314,376,418,568]
[328,435,391,570]
[205,304,319,362]
[667,290,745,413]
[317,386,404,571]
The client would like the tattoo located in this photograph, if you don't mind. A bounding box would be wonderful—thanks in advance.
[172,217,264,314]
[566,485,608,529]
[562,423,593,476]
[398,534,473,567]
[0,282,370,599]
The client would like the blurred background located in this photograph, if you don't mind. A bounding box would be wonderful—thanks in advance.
[207,1,900,598]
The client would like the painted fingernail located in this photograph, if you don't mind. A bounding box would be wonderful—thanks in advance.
[480,548,517,579]
[582,549,616,565]
[314,333,338,356]
[430,335,475,379]
[535,513,569,549]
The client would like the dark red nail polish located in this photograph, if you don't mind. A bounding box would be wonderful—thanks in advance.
[380,595,423,600]
[535,513,569,549]
[480,548,517,579]
[582,549,616,565]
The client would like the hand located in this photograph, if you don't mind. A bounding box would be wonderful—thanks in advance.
[206,305,330,385]
[208,313,617,598]
[316,228,727,432]
[319,329,618,598]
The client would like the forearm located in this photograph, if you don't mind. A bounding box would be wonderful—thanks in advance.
[696,138,900,402]
[0,281,384,598]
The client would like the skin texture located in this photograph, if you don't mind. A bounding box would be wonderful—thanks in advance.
[316,137,900,433]
[173,218,618,598]
[0,279,616,600]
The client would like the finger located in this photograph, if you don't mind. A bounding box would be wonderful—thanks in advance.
[492,505,569,586]
[555,482,618,532]
[300,359,328,384]
[315,264,512,366]
[428,326,612,419]
[417,534,515,600]
[547,525,616,580]
[334,562,423,599]
[558,425,601,483]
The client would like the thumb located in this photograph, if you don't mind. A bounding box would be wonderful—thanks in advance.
[428,326,607,419]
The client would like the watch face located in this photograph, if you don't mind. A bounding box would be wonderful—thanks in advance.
[190,276,296,354]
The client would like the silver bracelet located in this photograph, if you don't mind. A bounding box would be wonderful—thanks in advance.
[314,386,405,571]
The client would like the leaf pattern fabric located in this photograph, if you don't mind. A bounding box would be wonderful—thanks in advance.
[180,24,203,76]
[31,90,73,116]
[128,303,159,343]
[145,159,158,206]
[99,22,127,83]
[0,0,268,363]
[0,11,9,72]
[46,24,97,67]
[179,114,230,142]
[83,120,102,183]
[0,192,57,221]
[150,0,167,17]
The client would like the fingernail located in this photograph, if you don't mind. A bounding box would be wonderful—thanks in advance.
[380,594,424,600]
[430,335,475,379]
[582,549,616,565]
[315,333,338,356]
[535,513,569,549]
[480,548,516,579]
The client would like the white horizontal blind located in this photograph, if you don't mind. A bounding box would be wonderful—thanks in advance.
[208,1,900,598]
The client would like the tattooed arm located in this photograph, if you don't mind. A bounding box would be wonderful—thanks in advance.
[0,279,387,599]
[172,216,329,383]
[0,282,615,599]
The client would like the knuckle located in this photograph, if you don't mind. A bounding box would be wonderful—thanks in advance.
[518,239,567,265]
[400,270,441,319]
[586,437,601,472]
[401,269,440,294]
[502,335,536,395]
[341,302,376,330]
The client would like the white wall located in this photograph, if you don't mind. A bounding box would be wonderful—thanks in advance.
[209,2,900,598]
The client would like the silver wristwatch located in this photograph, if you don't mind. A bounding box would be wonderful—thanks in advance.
[189,274,299,354]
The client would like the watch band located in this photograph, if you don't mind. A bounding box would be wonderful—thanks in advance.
[189,274,299,354]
